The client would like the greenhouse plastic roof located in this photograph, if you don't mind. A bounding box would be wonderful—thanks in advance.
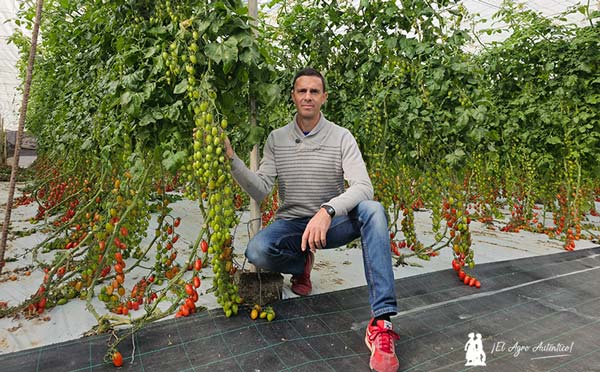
[0,0,593,131]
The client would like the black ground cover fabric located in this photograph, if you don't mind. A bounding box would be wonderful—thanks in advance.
[1,246,599,372]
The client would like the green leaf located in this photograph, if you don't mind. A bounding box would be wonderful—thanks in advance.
[257,83,281,107]
[205,37,238,66]
[126,93,143,117]
[585,94,600,104]
[165,101,183,121]
[120,91,132,106]
[468,127,488,143]
[248,126,265,145]
[545,136,562,145]
[139,113,156,127]
[144,46,159,59]
[80,138,93,151]
[173,79,188,95]
[445,149,466,165]
[239,48,259,65]
[162,150,188,172]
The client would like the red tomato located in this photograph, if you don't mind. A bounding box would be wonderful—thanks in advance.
[200,240,208,253]
[185,298,195,310]
[193,276,201,288]
[185,284,194,296]
[451,259,460,271]
[112,351,123,367]
[458,270,466,280]
[194,258,202,271]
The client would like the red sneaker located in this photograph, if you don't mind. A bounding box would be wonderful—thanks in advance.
[365,319,400,372]
[291,251,314,296]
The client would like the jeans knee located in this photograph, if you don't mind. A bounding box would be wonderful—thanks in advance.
[245,237,265,265]
[359,200,388,223]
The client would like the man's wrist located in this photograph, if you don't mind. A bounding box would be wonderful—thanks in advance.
[322,204,335,218]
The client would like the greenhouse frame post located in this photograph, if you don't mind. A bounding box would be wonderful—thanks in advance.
[247,0,259,272]
[0,0,44,274]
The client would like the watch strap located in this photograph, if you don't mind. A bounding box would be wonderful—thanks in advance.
[322,204,336,218]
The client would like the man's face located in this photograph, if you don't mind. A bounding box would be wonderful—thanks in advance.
[291,76,328,121]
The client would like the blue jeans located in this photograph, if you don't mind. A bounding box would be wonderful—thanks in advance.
[245,200,398,317]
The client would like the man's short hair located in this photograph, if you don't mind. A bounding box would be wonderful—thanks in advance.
[292,68,326,92]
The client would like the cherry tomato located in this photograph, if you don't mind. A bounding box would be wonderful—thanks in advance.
[468,277,476,287]
[194,258,202,271]
[112,351,123,367]
[185,298,195,310]
[451,259,460,271]
[181,305,190,316]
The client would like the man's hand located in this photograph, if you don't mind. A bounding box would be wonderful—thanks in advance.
[301,208,332,252]
[223,134,235,160]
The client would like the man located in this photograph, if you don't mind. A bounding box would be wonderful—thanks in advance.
[224,68,399,372]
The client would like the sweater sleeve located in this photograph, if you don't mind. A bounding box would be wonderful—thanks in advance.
[230,132,277,203]
[323,130,374,215]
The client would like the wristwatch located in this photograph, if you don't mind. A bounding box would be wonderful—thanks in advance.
[322,205,336,218]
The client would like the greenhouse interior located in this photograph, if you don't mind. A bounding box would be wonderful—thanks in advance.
[0,0,599,371]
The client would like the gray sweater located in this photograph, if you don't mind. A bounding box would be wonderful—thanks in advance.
[230,113,374,220]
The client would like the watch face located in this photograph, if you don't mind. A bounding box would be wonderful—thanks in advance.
[325,206,335,217]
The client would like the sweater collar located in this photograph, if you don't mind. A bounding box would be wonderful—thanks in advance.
[292,112,328,138]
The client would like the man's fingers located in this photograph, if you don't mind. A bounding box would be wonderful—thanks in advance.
[309,230,326,251]
[303,229,318,252]
[301,231,308,252]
